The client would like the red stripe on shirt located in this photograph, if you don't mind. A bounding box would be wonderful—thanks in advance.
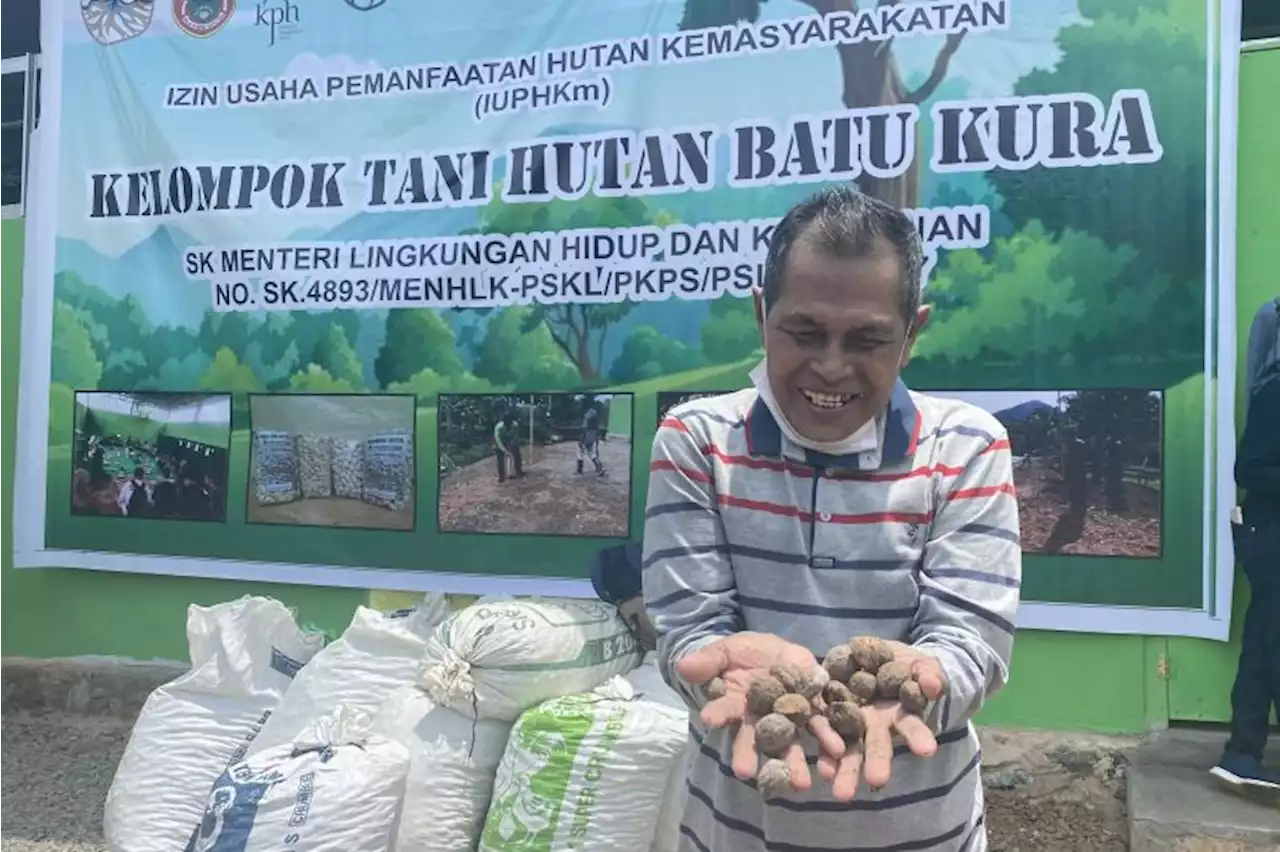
[948,483,1017,501]
[660,417,690,433]
[650,459,713,484]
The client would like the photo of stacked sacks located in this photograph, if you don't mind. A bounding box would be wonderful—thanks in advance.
[247,394,417,531]
[100,583,693,851]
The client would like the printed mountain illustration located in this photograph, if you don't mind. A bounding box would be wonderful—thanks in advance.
[993,400,1056,425]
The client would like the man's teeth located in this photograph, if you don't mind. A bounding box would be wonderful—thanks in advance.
[801,389,854,409]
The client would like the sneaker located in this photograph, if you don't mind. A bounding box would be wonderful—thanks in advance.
[1209,752,1280,806]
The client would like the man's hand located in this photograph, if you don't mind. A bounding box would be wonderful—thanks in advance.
[675,632,849,793]
[816,641,948,801]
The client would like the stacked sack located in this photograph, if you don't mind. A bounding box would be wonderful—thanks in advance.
[103,588,694,852]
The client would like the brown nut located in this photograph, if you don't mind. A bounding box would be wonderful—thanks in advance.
[848,671,879,705]
[773,693,812,727]
[823,680,855,705]
[796,667,829,700]
[826,701,867,742]
[770,663,807,694]
[850,637,893,674]
[823,644,857,683]
[757,758,792,799]
[701,677,727,701]
[875,660,914,700]
[746,676,786,718]
[755,713,798,758]
[899,680,928,715]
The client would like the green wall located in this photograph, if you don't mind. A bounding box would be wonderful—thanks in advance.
[3,46,1276,732]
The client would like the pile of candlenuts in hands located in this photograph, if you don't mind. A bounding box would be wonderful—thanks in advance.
[702,636,932,800]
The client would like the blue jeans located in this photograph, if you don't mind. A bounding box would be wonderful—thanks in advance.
[1227,514,1280,760]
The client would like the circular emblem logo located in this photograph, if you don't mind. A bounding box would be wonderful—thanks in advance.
[173,0,236,38]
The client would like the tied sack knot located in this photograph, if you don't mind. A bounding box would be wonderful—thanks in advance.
[422,647,477,710]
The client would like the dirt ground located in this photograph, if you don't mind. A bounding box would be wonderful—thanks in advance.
[1014,459,1161,558]
[1,710,1128,852]
[247,490,415,531]
[439,438,633,536]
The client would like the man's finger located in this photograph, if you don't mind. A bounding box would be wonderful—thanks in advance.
[816,752,838,783]
[807,714,848,762]
[731,722,759,781]
[895,714,939,758]
[913,660,947,701]
[785,741,812,792]
[831,746,863,802]
[700,693,747,729]
[862,720,895,789]
[676,642,730,685]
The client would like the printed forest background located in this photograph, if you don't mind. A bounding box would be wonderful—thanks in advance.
[40,0,1218,605]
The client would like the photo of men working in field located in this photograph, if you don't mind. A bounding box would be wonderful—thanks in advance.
[70,392,231,522]
[438,392,633,537]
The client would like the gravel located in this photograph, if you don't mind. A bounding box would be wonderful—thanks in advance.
[2,712,128,852]
[1,710,1129,851]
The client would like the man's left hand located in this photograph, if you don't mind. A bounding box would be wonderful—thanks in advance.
[817,641,948,801]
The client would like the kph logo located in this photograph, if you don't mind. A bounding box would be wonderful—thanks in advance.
[256,0,299,46]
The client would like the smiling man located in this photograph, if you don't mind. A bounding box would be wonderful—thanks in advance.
[643,185,1021,851]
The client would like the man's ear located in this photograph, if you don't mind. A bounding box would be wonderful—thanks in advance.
[753,288,767,346]
[900,305,931,368]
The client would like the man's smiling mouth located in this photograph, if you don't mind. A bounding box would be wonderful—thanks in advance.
[800,389,860,410]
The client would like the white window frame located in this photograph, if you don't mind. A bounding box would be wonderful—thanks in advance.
[1,52,41,220]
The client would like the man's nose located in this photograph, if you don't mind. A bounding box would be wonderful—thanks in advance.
[811,345,855,385]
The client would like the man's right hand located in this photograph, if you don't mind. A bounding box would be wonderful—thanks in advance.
[675,632,849,794]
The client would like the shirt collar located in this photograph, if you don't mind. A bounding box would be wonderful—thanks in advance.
[745,380,920,470]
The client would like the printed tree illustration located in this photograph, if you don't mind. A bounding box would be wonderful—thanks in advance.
[478,193,669,382]
[679,0,966,207]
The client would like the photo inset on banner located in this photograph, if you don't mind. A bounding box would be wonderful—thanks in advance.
[437,392,634,537]
[70,391,232,522]
[246,394,417,531]
[657,391,724,424]
[932,389,1164,558]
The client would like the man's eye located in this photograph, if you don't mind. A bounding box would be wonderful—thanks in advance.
[787,329,820,344]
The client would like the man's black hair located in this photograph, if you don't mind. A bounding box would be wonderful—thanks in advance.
[761,184,925,326]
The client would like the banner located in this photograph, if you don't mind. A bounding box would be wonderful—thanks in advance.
[16,0,1240,638]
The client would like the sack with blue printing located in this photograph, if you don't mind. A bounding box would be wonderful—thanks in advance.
[419,596,644,722]
[247,597,449,757]
[103,597,324,852]
[187,705,409,852]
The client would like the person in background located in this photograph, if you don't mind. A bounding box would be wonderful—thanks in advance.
[117,466,152,518]
[1213,297,1280,800]
[493,413,524,483]
[577,397,606,477]
[643,185,1020,850]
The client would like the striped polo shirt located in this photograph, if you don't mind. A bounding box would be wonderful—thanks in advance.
[641,380,1021,852]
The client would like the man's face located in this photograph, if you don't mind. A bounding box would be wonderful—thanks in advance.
[754,237,928,444]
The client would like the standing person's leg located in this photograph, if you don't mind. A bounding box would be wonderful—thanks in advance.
[495,446,506,482]
[1214,516,1280,796]
[512,444,524,477]
[576,440,585,475]
[591,439,604,475]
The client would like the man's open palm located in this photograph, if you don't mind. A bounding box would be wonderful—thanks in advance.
[676,632,849,792]
[677,633,948,801]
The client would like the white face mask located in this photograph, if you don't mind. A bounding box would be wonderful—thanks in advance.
[750,323,909,455]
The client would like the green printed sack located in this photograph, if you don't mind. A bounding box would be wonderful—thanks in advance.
[479,677,687,852]
[419,596,644,722]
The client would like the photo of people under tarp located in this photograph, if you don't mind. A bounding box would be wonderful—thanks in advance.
[70,392,231,522]
[437,392,634,537]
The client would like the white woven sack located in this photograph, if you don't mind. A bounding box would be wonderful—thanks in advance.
[187,705,408,852]
[247,597,450,756]
[624,657,693,852]
[371,685,512,852]
[479,676,688,852]
[419,596,643,722]
[103,597,323,852]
